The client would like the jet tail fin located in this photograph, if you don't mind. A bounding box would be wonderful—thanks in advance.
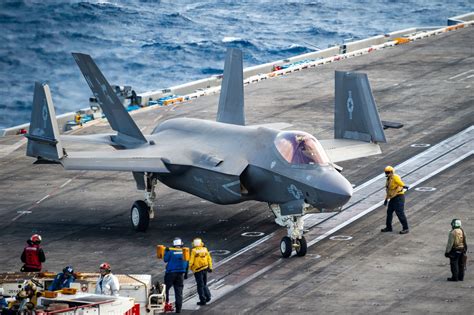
[26,82,64,161]
[72,53,147,148]
[334,71,386,143]
[216,48,245,125]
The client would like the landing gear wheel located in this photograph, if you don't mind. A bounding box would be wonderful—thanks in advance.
[295,236,307,257]
[131,200,150,232]
[280,236,292,258]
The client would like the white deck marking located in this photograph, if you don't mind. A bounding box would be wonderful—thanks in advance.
[0,138,27,158]
[60,179,73,188]
[448,69,474,80]
[36,195,50,204]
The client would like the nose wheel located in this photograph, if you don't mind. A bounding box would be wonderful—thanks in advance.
[270,203,308,258]
[279,236,307,258]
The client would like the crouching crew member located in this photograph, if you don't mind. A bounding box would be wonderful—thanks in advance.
[164,237,188,313]
[95,262,120,296]
[49,266,75,291]
[189,238,213,306]
[381,166,410,234]
[445,219,468,281]
[21,234,46,272]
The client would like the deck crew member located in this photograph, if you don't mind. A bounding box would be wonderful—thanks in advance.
[381,166,409,234]
[445,219,467,281]
[189,238,213,306]
[95,262,120,296]
[49,266,75,291]
[163,237,188,313]
[0,288,8,310]
[20,234,46,272]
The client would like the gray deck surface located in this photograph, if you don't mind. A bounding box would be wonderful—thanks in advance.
[0,26,472,314]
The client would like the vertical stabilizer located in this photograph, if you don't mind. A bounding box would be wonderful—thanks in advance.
[26,82,64,161]
[72,53,147,148]
[217,48,245,125]
[334,71,386,143]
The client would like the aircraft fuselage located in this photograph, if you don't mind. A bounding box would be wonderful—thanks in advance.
[150,118,353,210]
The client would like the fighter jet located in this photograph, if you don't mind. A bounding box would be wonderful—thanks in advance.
[26,49,387,257]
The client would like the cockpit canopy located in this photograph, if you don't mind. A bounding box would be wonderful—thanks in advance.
[274,131,330,165]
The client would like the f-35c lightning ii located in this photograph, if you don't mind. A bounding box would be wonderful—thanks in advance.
[26,48,387,257]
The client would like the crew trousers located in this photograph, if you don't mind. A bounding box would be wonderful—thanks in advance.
[194,270,211,303]
[165,272,184,313]
[449,250,465,281]
[386,195,409,230]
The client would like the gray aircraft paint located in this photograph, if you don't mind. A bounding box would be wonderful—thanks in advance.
[26,82,64,161]
[334,71,386,143]
[216,48,245,125]
[26,48,386,227]
[72,53,147,148]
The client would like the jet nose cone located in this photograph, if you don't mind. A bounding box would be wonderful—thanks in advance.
[318,169,353,208]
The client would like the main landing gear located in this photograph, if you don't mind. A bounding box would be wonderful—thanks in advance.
[131,174,157,232]
[269,204,307,258]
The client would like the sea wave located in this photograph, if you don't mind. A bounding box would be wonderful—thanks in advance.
[0,0,470,129]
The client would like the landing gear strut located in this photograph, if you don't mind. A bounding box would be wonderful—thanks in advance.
[270,204,308,258]
[131,173,157,232]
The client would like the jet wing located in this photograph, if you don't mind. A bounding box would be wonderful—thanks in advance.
[61,134,157,146]
[319,139,382,163]
[62,149,170,173]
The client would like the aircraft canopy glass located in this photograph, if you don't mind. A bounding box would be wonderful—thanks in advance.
[274,131,329,165]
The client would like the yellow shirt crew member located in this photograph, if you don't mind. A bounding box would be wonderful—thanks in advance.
[189,238,213,305]
[385,172,405,200]
[381,166,409,234]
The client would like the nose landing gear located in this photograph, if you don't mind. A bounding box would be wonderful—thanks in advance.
[270,203,308,258]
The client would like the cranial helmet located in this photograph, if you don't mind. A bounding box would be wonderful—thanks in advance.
[451,219,462,229]
[63,266,74,274]
[173,237,183,247]
[384,166,394,173]
[30,234,42,244]
[24,281,37,292]
[99,262,111,272]
[193,238,203,247]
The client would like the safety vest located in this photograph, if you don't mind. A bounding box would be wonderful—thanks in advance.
[24,244,42,270]
[164,247,188,273]
[452,229,466,250]
[385,174,405,200]
[189,246,213,273]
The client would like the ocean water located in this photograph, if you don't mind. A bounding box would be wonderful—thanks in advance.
[0,0,471,129]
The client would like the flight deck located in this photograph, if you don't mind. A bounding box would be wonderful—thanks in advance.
[0,22,473,313]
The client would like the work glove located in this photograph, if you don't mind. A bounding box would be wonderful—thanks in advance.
[383,199,388,206]
[207,268,212,273]
[403,186,409,190]
[444,253,450,258]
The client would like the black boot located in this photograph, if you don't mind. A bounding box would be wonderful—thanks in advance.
[447,277,458,282]
[381,227,392,232]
